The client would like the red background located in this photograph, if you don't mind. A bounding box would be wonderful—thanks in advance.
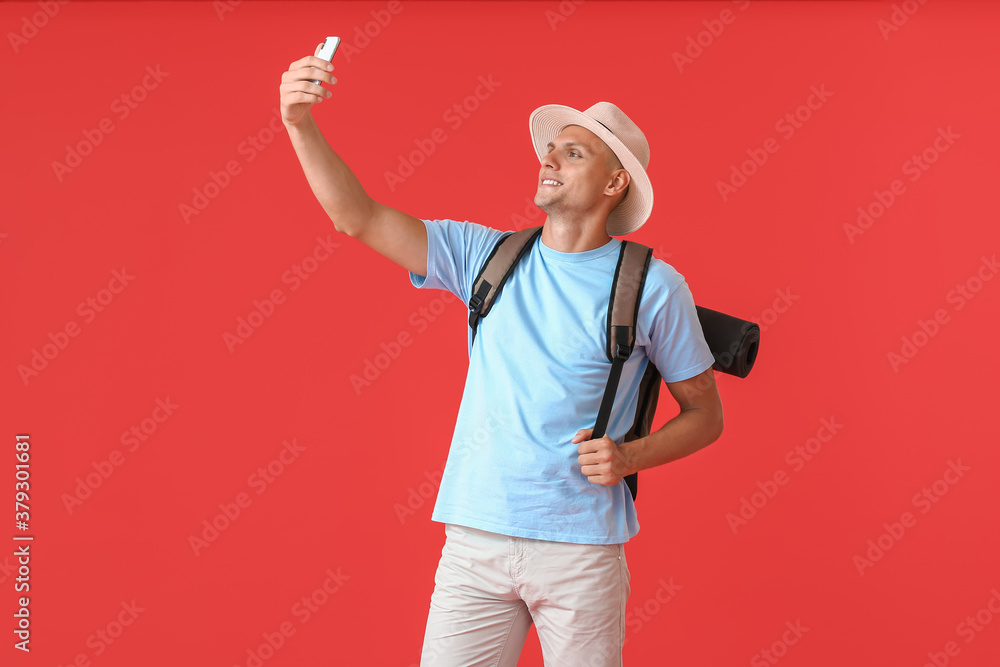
[3,1,1000,665]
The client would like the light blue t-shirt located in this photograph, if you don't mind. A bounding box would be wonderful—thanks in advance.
[409,219,716,544]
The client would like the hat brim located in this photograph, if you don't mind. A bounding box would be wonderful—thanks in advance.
[529,104,653,236]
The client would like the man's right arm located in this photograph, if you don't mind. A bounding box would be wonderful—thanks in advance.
[280,51,427,277]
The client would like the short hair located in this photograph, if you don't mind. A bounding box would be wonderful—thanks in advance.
[606,147,624,173]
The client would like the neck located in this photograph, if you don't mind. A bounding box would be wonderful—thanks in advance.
[540,215,612,253]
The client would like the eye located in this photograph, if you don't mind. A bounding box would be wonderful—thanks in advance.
[569,151,581,158]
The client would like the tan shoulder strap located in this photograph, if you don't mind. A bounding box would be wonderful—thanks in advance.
[468,226,543,343]
[600,240,654,502]
[606,240,654,362]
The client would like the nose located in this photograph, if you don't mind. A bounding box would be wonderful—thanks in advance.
[542,149,559,171]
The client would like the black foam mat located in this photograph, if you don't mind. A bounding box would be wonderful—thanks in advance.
[695,306,760,378]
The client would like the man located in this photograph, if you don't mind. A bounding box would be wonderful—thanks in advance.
[280,45,724,666]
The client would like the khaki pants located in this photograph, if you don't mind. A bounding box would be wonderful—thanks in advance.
[420,523,631,666]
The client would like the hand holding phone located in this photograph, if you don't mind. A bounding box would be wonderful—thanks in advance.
[279,37,341,127]
[310,36,341,85]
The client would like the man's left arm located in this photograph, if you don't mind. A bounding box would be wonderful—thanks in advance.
[576,366,724,486]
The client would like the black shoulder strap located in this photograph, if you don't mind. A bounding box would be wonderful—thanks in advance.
[468,226,543,347]
[593,240,653,501]
[591,240,653,439]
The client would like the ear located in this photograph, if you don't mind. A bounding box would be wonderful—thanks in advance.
[606,168,631,198]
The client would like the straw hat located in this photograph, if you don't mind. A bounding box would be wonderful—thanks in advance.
[529,101,653,236]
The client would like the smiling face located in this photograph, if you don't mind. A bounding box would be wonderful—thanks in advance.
[534,124,630,225]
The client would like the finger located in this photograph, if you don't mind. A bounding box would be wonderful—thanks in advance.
[303,64,335,86]
[287,55,337,76]
[282,70,335,92]
[280,72,333,99]
[279,81,328,104]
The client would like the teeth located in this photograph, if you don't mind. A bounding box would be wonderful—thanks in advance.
[542,179,562,186]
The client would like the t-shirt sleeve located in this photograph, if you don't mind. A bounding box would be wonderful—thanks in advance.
[643,263,717,383]
[409,219,506,303]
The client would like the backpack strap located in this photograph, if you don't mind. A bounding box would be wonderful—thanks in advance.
[469,228,654,502]
[468,226,543,347]
[592,240,653,501]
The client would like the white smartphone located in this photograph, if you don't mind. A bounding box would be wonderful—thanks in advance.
[310,36,341,85]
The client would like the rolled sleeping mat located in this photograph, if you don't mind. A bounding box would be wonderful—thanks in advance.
[695,306,760,379]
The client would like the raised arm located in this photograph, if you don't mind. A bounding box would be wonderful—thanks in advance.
[279,46,428,277]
